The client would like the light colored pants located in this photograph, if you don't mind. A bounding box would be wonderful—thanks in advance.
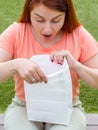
[4,96,86,130]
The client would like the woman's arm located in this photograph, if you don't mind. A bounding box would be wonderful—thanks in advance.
[0,48,47,84]
[0,60,16,82]
[50,50,98,89]
[73,60,98,89]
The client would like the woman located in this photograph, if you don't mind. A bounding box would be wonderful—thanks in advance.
[0,0,98,130]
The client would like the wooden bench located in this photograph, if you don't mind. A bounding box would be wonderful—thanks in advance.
[0,114,98,130]
[86,114,98,130]
[0,114,4,130]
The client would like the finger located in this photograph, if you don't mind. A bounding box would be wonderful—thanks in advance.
[50,53,55,62]
[31,78,38,84]
[24,76,33,84]
[32,71,43,82]
[56,56,64,65]
[35,68,47,83]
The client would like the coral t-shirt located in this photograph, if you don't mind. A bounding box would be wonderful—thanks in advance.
[0,22,98,101]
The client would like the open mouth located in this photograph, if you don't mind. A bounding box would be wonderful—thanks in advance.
[43,35,52,41]
[43,34,52,38]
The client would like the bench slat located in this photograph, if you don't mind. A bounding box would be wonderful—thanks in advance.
[0,114,4,125]
[0,114,4,130]
[86,126,98,130]
[0,126,4,130]
[86,114,98,125]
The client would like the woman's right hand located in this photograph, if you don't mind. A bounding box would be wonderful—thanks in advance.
[14,58,47,84]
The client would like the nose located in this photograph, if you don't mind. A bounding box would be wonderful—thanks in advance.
[43,22,52,34]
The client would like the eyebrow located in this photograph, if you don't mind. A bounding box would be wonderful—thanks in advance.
[34,13,64,19]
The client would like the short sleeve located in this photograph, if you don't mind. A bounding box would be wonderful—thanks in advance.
[79,26,98,63]
[0,22,18,56]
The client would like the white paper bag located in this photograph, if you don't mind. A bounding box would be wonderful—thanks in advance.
[24,55,73,125]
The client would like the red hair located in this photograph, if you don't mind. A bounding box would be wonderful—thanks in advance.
[18,0,81,33]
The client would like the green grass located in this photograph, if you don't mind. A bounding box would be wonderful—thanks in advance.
[0,78,15,113]
[0,0,24,33]
[79,81,98,113]
[74,0,98,41]
[0,0,98,113]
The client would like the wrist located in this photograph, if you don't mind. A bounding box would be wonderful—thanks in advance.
[10,59,19,75]
[72,61,82,72]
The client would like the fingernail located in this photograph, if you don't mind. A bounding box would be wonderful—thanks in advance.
[51,59,54,62]
[58,62,63,65]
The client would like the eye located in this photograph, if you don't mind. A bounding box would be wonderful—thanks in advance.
[52,20,60,23]
[36,19,45,23]
[51,19,60,23]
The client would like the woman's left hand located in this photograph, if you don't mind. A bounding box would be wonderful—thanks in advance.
[50,50,79,70]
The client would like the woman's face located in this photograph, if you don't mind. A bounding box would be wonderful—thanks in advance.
[30,4,65,43]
